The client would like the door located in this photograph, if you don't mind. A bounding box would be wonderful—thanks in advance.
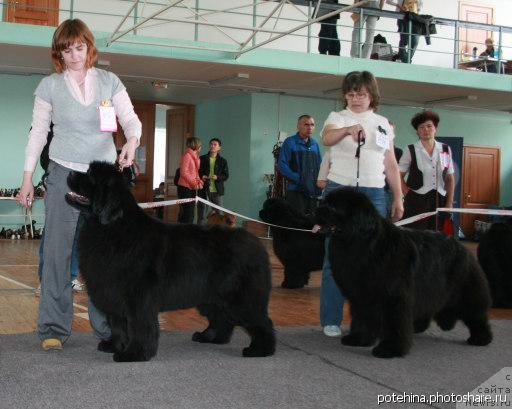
[460,145,500,238]
[114,101,155,204]
[458,2,494,58]
[4,0,59,26]
[164,106,195,222]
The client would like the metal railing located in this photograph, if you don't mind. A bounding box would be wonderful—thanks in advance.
[1,0,510,72]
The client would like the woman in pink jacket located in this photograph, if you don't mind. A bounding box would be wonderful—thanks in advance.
[177,137,203,223]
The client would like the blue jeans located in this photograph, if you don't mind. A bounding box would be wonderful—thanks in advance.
[320,181,386,327]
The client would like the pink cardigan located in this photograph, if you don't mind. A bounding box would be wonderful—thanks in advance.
[178,148,202,189]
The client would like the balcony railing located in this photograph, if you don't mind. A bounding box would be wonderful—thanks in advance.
[1,0,511,73]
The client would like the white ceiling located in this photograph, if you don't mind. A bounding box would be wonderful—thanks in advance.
[1,42,511,114]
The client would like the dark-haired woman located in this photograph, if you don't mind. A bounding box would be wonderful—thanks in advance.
[398,110,454,230]
[319,70,403,337]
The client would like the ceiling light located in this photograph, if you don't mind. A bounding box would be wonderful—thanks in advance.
[208,73,250,87]
[152,80,169,89]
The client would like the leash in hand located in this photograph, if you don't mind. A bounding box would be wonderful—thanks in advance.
[355,130,366,188]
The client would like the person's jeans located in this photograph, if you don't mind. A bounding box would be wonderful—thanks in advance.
[197,190,223,224]
[397,21,419,63]
[320,181,386,327]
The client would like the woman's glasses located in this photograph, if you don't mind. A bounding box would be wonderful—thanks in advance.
[345,92,369,100]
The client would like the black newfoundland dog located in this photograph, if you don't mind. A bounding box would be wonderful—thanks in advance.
[315,187,493,358]
[259,198,324,289]
[477,221,512,308]
[66,162,275,362]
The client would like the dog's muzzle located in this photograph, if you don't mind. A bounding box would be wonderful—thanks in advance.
[66,191,90,206]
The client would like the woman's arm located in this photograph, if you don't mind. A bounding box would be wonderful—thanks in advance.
[113,90,142,168]
[399,172,409,196]
[444,173,455,208]
[383,144,404,221]
[19,97,52,208]
[322,123,365,146]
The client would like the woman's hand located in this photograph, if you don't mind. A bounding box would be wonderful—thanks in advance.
[347,124,366,143]
[390,198,404,222]
[118,137,139,169]
[316,180,326,189]
[19,172,34,209]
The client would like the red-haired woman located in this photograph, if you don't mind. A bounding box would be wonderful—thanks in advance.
[18,19,142,351]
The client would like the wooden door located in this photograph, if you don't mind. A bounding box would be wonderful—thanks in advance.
[460,145,500,238]
[163,106,195,222]
[458,3,494,58]
[114,101,155,204]
[4,0,59,26]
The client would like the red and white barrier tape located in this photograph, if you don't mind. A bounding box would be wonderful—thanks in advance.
[394,211,438,227]
[138,197,196,209]
[137,197,512,232]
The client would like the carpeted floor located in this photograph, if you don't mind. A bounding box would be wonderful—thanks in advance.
[1,322,511,409]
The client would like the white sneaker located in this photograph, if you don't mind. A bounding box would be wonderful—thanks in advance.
[323,325,341,337]
[72,279,85,292]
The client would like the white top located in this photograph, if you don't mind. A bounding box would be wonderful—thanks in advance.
[322,109,394,188]
[398,140,455,196]
[24,68,142,173]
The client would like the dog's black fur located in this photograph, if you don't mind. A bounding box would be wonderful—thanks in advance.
[477,221,512,308]
[66,162,275,362]
[315,187,493,358]
[259,198,324,289]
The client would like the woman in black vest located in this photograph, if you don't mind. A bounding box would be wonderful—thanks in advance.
[398,111,455,230]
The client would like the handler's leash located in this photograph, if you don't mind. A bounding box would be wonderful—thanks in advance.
[355,130,366,189]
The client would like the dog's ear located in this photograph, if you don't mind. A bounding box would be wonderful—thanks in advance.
[92,182,123,225]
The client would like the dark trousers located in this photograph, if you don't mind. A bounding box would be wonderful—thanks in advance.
[285,189,318,216]
[177,186,197,224]
[403,189,447,231]
[318,24,340,56]
[397,21,419,63]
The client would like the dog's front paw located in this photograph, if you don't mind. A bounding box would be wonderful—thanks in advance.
[97,340,116,353]
[242,345,275,357]
[371,341,406,358]
[113,351,150,362]
[281,279,305,289]
[467,332,492,346]
[192,329,217,343]
[341,333,375,347]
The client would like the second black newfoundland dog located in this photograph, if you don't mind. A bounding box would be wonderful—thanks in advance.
[66,162,275,362]
[316,187,493,358]
[259,198,324,289]
[477,221,512,308]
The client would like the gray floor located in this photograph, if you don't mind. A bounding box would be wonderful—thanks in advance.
[1,321,511,409]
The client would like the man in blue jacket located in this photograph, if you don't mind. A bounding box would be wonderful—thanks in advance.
[278,115,322,215]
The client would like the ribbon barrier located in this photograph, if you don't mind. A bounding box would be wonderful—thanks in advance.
[138,196,512,233]
[138,196,314,233]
